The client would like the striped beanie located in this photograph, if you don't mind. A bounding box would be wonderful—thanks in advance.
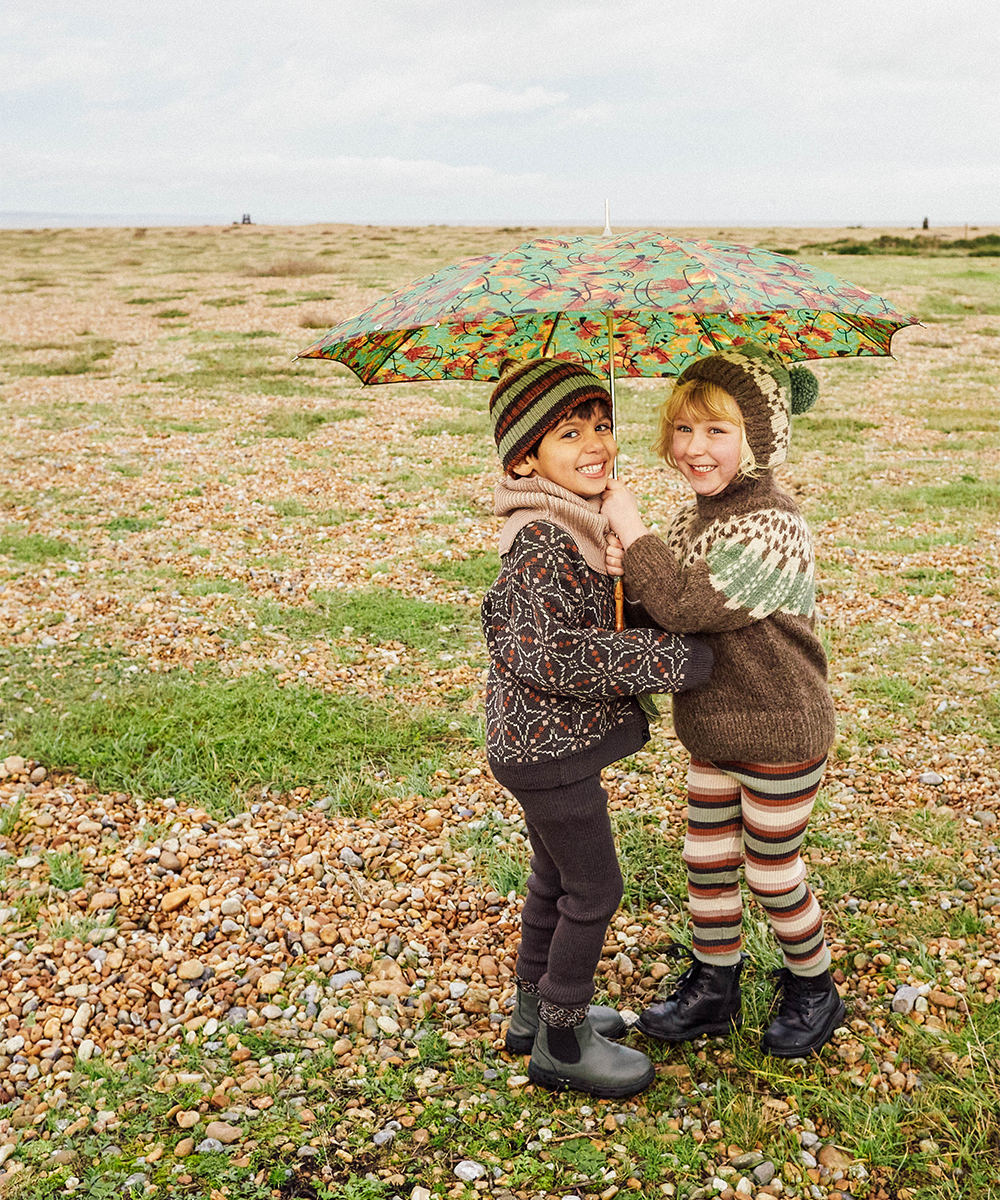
[678,344,818,469]
[489,358,611,473]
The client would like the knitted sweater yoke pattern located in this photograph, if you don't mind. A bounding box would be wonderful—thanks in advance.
[623,472,836,764]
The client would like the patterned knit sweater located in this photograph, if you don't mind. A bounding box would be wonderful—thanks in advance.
[623,471,836,764]
[482,477,713,789]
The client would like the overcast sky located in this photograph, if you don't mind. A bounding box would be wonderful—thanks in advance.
[2,0,998,227]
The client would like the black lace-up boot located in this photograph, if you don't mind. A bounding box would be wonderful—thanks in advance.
[761,967,845,1057]
[636,951,743,1042]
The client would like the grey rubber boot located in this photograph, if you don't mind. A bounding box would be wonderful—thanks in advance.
[528,1017,655,1099]
[505,987,628,1055]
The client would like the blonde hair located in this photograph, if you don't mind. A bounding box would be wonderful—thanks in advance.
[653,378,759,478]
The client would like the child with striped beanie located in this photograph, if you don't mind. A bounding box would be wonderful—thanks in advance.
[602,343,846,1058]
[481,357,714,1097]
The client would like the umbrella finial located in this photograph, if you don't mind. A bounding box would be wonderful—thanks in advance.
[603,199,611,237]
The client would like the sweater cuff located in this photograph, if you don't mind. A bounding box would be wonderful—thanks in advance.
[679,636,714,692]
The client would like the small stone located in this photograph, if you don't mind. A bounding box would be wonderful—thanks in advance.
[122,1172,147,1189]
[340,846,364,869]
[752,1162,776,1185]
[176,1111,200,1129]
[220,896,242,916]
[261,1004,283,1019]
[204,1122,241,1144]
[196,1138,224,1153]
[818,1145,854,1169]
[177,959,204,981]
[258,971,284,994]
[731,1152,765,1169]
[376,1014,401,1036]
[174,1138,195,1158]
[891,985,919,1015]
[373,1121,401,1146]
[454,1160,486,1182]
[449,980,468,999]
[918,771,944,786]
[159,851,182,872]
[974,811,998,828]
[161,888,194,913]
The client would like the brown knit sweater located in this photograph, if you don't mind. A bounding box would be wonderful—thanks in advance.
[623,471,836,764]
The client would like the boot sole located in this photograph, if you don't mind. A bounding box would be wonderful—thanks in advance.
[636,1014,742,1043]
[506,1024,628,1056]
[762,999,847,1058]
[527,1059,655,1099]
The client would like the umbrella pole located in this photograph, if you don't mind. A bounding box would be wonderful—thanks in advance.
[606,312,625,631]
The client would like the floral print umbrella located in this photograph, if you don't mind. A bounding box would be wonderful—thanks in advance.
[297,230,917,383]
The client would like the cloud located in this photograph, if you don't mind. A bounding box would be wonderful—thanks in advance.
[1,0,997,223]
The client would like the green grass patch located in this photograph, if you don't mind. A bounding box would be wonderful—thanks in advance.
[201,296,248,308]
[452,812,529,896]
[814,859,902,903]
[270,498,311,518]
[105,516,160,535]
[46,850,85,891]
[613,810,686,911]
[264,407,363,437]
[790,414,879,452]
[416,411,491,437]
[6,664,466,816]
[425,550,500,589]
[0,527,77,561]
[866,478,1000,516]
[150,342,345,399]
[256,588,478,655]
[4,337,115,377]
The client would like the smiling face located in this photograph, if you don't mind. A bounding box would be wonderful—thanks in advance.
[671,406,745,497]
[512,403,617,498]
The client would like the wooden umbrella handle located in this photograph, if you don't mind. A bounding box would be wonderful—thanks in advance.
[614,578,625,631]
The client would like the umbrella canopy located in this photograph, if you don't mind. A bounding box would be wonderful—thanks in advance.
[296,230,917,384]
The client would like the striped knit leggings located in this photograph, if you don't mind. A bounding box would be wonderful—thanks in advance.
[684,756,831,977]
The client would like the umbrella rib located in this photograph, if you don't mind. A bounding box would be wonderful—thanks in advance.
[541,312,561,358]
[693,314,726,353]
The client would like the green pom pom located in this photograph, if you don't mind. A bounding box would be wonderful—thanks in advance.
[789,367,819,415]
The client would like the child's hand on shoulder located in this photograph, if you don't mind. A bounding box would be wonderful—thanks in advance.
[601,479,648,550]
[606,532,624,576]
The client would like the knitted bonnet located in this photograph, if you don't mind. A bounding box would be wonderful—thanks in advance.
[678,344,819,469]
[489,358,611,473]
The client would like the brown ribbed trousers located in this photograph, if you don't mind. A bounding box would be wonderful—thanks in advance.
[494,770,624,1008]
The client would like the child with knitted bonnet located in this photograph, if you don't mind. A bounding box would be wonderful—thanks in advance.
[482,357,714,1097]
[601,344,845,1058]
